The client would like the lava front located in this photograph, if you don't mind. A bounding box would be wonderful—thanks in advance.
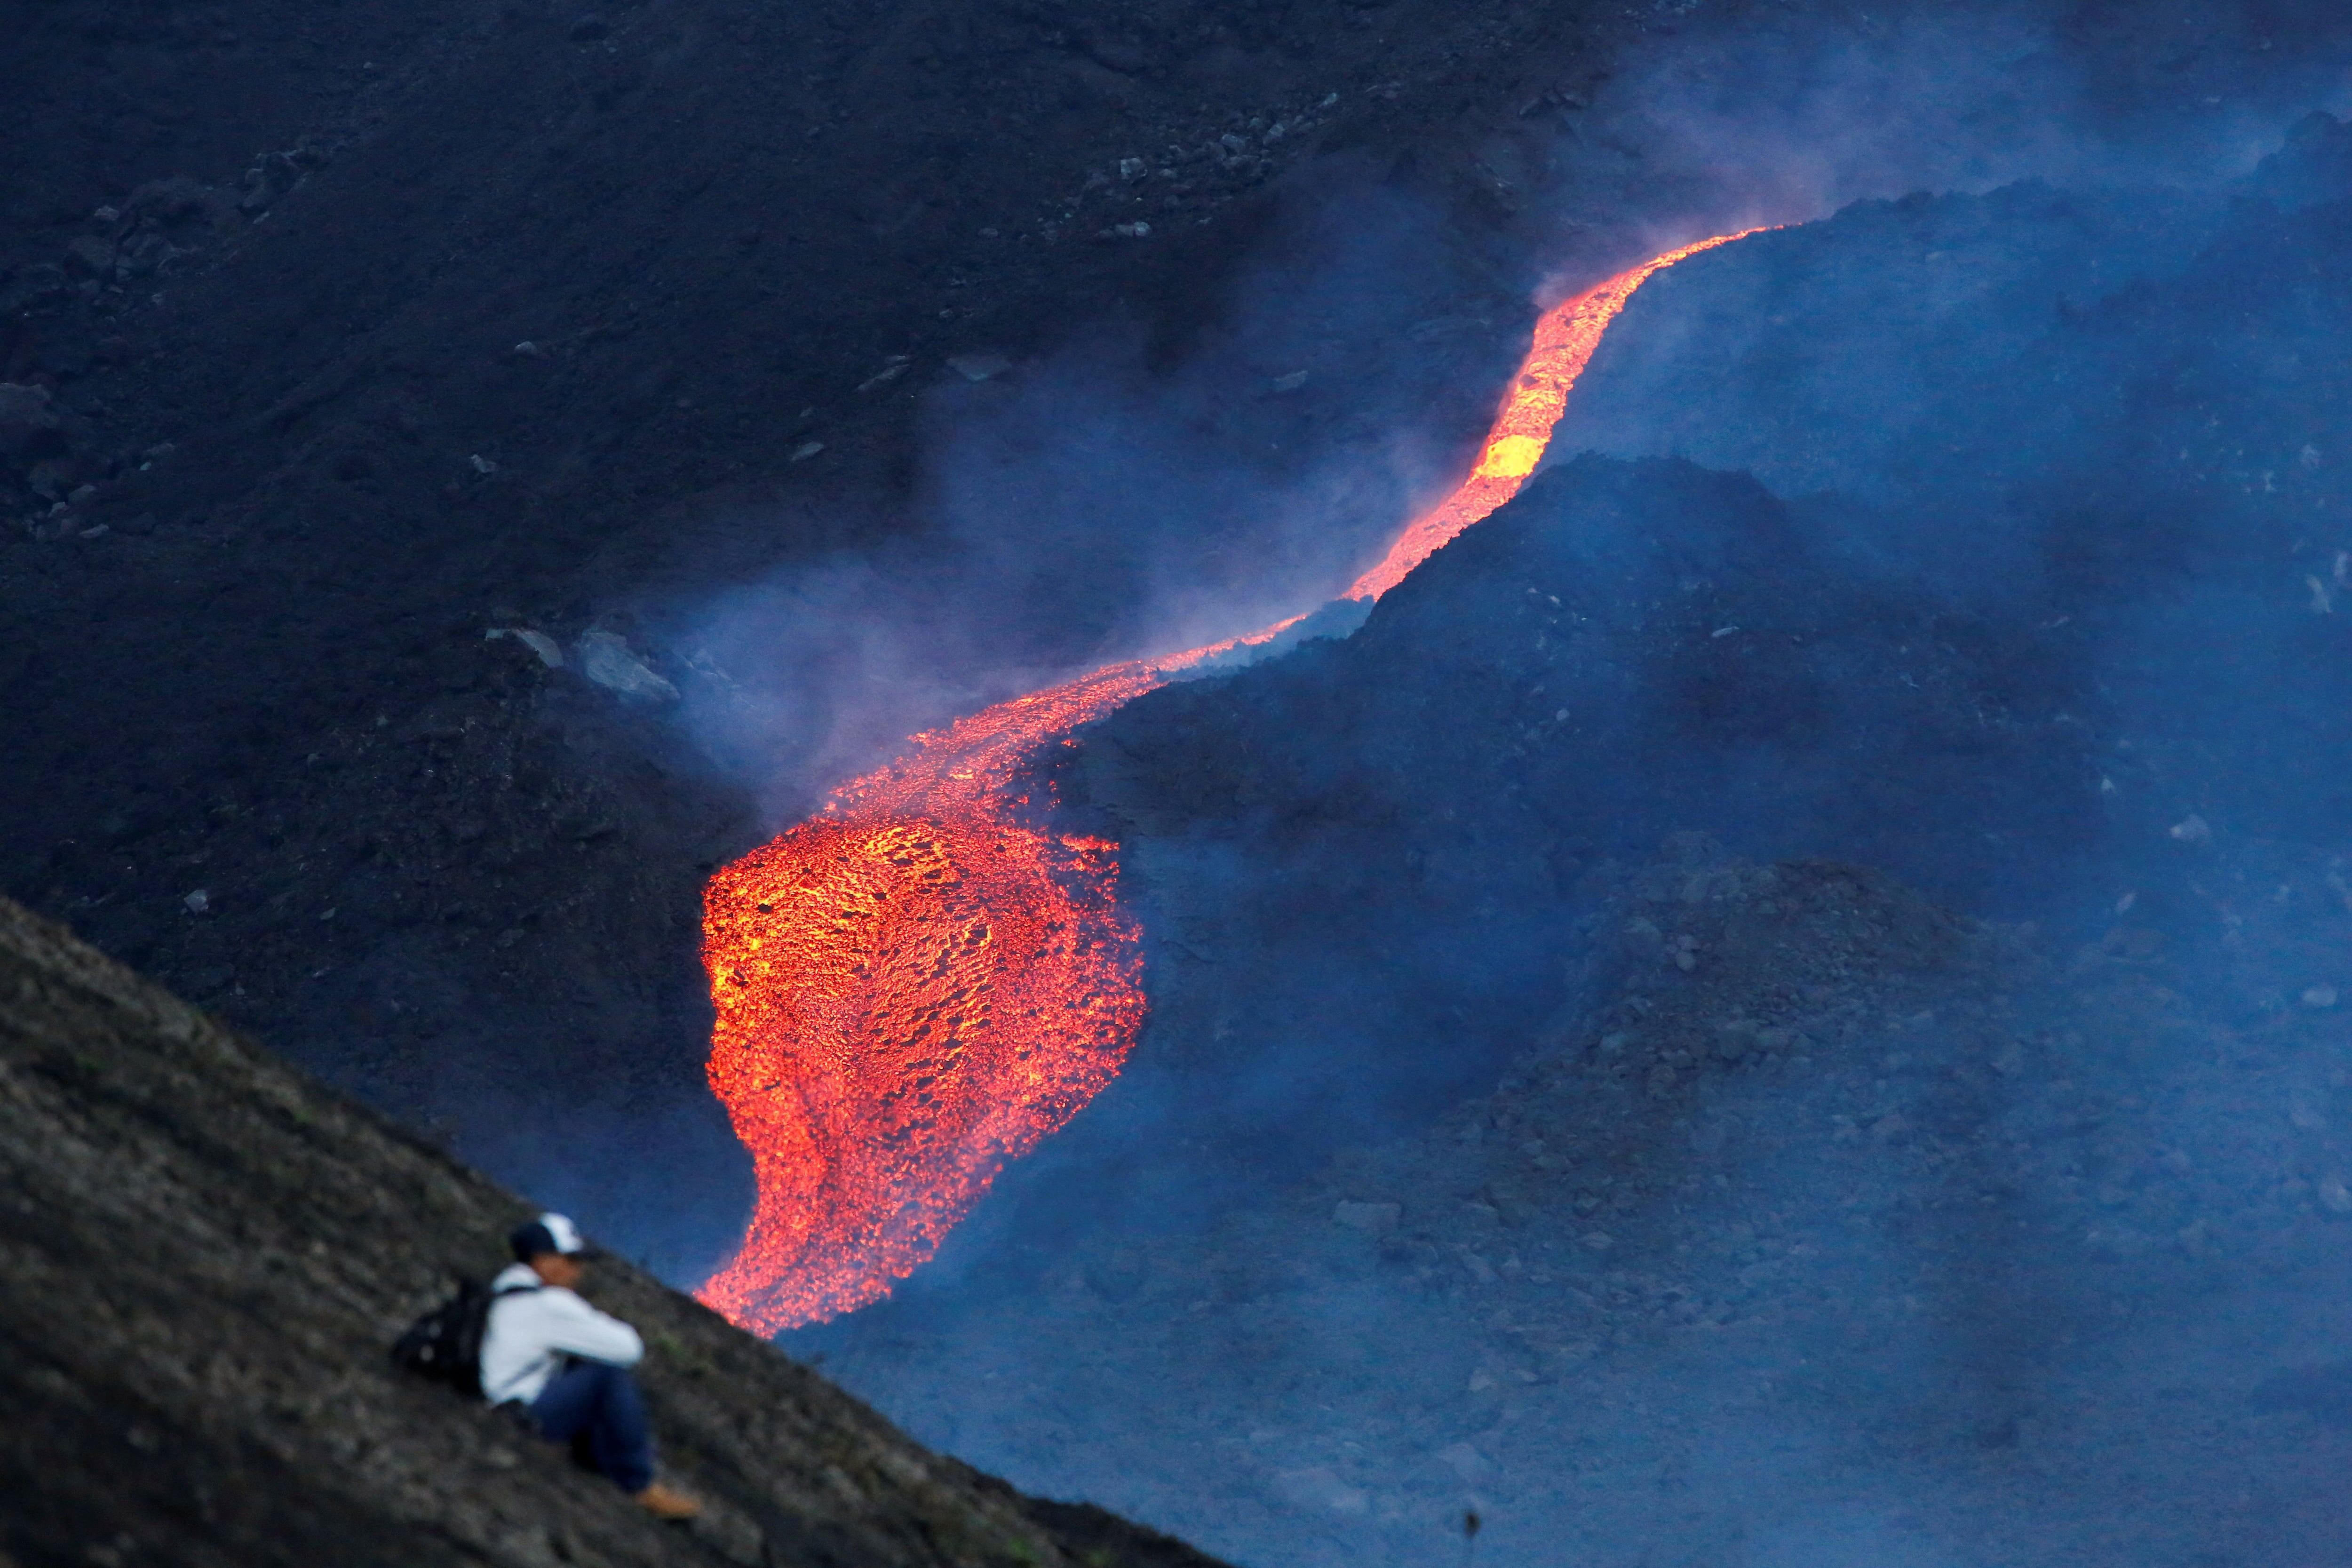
[697,231,1756,1334]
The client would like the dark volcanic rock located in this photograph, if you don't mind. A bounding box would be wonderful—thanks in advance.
[0,894,1228,1568]
[0,382,59,454]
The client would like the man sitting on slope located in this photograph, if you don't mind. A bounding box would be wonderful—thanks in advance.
[479,1211,701,1520]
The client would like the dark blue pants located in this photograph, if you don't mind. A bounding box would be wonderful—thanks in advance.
[527,1361,654,1494]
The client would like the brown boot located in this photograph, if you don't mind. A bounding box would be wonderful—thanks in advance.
[633,1480,702,1522]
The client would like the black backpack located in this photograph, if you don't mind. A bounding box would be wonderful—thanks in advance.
[392,1277,537,1397]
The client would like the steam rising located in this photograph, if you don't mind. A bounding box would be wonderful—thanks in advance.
[670,184,1534,822]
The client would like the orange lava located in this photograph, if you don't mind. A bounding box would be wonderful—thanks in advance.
[1342,230,1754,602]
[696,231,1758,1333]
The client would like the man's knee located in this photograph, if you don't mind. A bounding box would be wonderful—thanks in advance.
[533,1363,650,1452]
[531,1360,625,1438]
[572,1360,629,1402]
[580,1361,648,1424]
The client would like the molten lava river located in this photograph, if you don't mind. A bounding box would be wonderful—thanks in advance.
[698,232,1756,1333]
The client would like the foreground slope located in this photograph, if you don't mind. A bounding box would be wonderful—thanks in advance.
[0,894,1226,1568]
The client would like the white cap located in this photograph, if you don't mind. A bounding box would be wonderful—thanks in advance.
[509,1210,591,1260]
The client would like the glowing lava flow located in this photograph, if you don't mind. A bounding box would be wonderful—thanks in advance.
[697,230,1755,1334]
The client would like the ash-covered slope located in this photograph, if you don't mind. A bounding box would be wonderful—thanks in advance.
[809,842,2352,1568]
[0,893,1226,1568]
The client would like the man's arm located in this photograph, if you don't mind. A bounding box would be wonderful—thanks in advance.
[536,1290,645,1368]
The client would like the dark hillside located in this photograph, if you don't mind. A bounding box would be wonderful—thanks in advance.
[0,892,1226,1568]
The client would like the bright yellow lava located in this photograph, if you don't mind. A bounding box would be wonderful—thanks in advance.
[1474,434,1547,480]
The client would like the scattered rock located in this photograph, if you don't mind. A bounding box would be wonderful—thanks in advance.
[2084,1225,2153,1259]
[2168,813,2212,846]
[0,266,63,316]
[1269,1466,1368,1516]
[2319,1177,2352,1216]
[787,441,824,462]
[576,631,679,703]
[123,175,235,235]
[1271,370,1309,393]
[183,891,209,915]
[857,357,911,393]
[237,149,316,216]
[1541,1341,1597,1373]
[1332,1200,1400,1233]
[468,454,498,475]
[1435,1441,1493,1484]
[0,384,60,455]
[946,353,1011,382]
[1083,1248,1150,1303]
[1974,1417,2022,1450]
[2303,985,2338,1009]
[485,628,564,669]
[62,236,115,278]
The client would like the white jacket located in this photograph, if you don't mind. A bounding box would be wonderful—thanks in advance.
[478,1262,644,1406]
